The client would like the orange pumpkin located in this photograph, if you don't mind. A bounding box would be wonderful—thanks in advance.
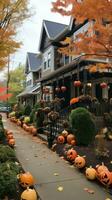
[7,134,14,140]
[29,126,35,133]
[7,130,13,135]
[85,166,96,180]
[23,123,27,130]
[67,134,75,144]
[96,162,108,175]
[98,171,112,186]
[70,139,76,146]
[19,172,35,188]
[8,138,15,146]
[31,127,37,136]
[74,156,86,169]
[57,135,65,144]
[67,149,77,161]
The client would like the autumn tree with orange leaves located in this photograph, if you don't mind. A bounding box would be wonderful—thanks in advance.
[52,0,112,61]
[0,0,30,69]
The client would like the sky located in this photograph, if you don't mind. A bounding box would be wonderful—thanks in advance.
[10,0,70,69]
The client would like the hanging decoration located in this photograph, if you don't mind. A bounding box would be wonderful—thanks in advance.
[100,82,107,88]
[61,86,67,92]
[55,87,60,93]
[74,80,81,87]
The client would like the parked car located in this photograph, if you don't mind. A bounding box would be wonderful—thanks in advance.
[0,106,11,113]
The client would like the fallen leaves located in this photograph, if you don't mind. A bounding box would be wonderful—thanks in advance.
[84,187,94,194]
[54,172,59,176]
[57,186,64,192]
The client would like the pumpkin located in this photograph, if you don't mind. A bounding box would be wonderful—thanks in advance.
[17,120,22,126]
[67,134,75,144]
[7,134,14,140]
[96,162,108,175]
[67,149,77,161]
[70,139,76,146]
[21,188,38,200]
[19,172,35,188]
[23,123,27,130]
[74,156,86,169]
[98,170,112,186]
[31,127,37,136]
[61,129,68,138]
[85,166,96,180]
[7,130,13,135]
[57,135,65,144]
[29,126,35,133]
[8,138,15,146]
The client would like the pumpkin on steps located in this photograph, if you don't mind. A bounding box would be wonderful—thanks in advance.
[57,135,65,144]
[19,172,35,188]
[21,188,38,200]
[74,156,86,169]
[67,134,75,144]
[67,149,77,161]
[85,166,96,180]
[8,138,15,146]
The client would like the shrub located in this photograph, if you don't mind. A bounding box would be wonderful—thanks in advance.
[69,107,96,146]
[0,163,18,198]
[24,104,32,116]
[0,145,16,162]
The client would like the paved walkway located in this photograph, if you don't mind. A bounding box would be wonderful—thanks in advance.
[2,114,112,200]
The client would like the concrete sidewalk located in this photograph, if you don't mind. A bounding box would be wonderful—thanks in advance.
[2,114,112,200]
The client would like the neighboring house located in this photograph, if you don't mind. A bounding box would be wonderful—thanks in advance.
[18,18,112,109]
[17,52,42,107]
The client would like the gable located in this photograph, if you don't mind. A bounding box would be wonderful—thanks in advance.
[40,28,51,52]
[38,20,68,52]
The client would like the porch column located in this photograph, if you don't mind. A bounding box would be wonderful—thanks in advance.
[102,87,108,99]
[91,83,96,98]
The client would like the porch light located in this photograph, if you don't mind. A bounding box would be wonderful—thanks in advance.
[87,83,92,87]
[100,82,107,88]
[61,86,67,92]
[74,80,81,87]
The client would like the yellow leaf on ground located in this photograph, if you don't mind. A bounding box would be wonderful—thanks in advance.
[57,186,64,192]
[54,173,59,176]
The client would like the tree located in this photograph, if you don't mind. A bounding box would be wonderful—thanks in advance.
[4,64,25,104]
[52,0,112,59]
[0,0,30,69]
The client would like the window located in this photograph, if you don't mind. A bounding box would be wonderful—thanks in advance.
[64,55,69,64]
[48,52,51,68]
[44,61,47,70]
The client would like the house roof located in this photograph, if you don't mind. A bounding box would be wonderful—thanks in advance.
[44,20,68,39]
[25,52,42,73]
[17,83,41,97]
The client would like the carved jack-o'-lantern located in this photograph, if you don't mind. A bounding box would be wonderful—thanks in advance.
[67,134,75,144]
[8,138,15,146]
[57,135,65,144]
[67,149,77,161]
[7,134,14,140]
[21,188,38,200]
[96,162,108,175]
[85,166,96,180]
[7,130,13,135]
[19,172,35,188]
[98,171,112,186]
[74,156,86,169]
